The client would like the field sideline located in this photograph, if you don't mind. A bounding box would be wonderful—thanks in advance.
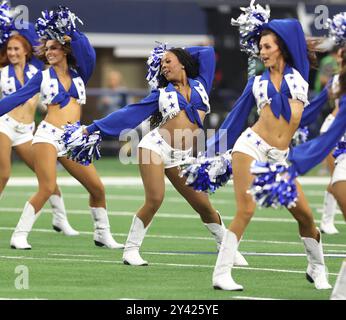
[0,160,345,300]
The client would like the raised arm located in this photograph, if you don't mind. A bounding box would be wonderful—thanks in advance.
[185,46,215,94]
[206,77,256,156]
[70,30,96,84]
[86,90,160,137]
[0,72,42,116]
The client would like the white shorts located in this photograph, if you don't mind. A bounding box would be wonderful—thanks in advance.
[320,114,335,134]
[331,154,346,185]
[32,121,67,157]
[232,127,289,165]
[0,114,35,147]
[137,128,192,168]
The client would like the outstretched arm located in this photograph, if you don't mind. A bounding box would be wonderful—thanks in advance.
[0,72,42,117]
[86,90,160,137]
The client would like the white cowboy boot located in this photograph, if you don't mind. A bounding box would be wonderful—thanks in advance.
[10,202,40,250]
[204,212,248,266]
[302,231,332,290]
[122,215,150,266]
[91,207,124,249]
[320,191,339,235]
[49,194,79,236]
[330,260,346,300]
[212,230,243,291]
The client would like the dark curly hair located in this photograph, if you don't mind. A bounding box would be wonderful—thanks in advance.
[150,47,200,128]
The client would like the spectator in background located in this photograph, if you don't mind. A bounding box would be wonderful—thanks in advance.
[97,70,129,117]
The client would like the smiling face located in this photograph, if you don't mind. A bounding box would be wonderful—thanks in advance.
[45,40,66,66]
[259,33,284,68]
[160,51,185,82]
[7,38,28,65]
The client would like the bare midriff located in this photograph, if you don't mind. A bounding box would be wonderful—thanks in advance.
[44,97,81,128]
[251,99,304,150]
[7,94,39,124]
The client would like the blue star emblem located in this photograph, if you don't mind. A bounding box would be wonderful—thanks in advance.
[293,84,297,89]
[43,124,47,128]
[259,92,264,98]
[170,102,175,108]
[150,132,156,137]
[157,140,163,145]
[50,83,54,88]
[246,133,252,138]
[167,94,172,100]
[162,108,167,113]
[256,140,261,146]
[52,129,56,133]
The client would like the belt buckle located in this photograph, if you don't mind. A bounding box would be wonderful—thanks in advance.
[14,123,26,134]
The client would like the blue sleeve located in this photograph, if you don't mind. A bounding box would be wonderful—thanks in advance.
[206,77,256,156]
[299,86,329,127]
[70,31,96,84]
[289,94,346,175]
[0,72,42,117]
[87,90,159,137]
[185,46,215,94]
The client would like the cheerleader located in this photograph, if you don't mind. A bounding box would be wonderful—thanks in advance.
[72,42,249,267]
[0,3,78,237]
[0,6,123,250]
[205,4,331,291]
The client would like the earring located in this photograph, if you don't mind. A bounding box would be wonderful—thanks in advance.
[181,66,185,69]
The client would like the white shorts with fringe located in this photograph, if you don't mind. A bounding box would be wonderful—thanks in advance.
[232,127,289,165]
[138,128,192,168]
[32,121,67,157]
[332,154,346,185]
[0,114,35,147]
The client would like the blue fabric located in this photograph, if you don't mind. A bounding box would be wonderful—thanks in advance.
[289,95,346,175]
[263,19,309,82]
[206,77,256,156]
[260,65,293,122]
[87,91,160,137]
[88,46,214,136]
[70,30,96,84]
[300,85,329,127]
[0,72,42,116]
[47,67,83,108]
[185,46,215,94]
[8,63,35,90]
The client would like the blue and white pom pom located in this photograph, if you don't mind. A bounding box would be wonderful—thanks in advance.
[291,126,309,147]
[333,136,346,160]
[146,42,168,90]
[0,1,15,46]
[179,152,232,194]
[62,122,101,166]
[248,161,298,209]
[231,0,270,56]
[35,6,83,44]
[325,12,346,46]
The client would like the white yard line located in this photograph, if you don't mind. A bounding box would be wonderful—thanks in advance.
[231,296,282,300]
[0,226,345,248]
[7,176,331,186]
[0,254,339,276]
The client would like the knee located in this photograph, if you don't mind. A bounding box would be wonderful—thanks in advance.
[39,183,56,200]
[89,183,105,201]
[145,194,164,213]
[236,207,255,224]
[0,174,10,191]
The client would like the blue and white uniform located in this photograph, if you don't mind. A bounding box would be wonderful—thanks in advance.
[0,63,38,146]
[86,46,215,168]
[0,30,96,157]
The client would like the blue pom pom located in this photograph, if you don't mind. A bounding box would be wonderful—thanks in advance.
[333,138,346,160]
[326,12,346,46]
[291,126,309,147]
[35,6,83,44]
[146,42,168,89]
[62,122,101,166]
[0,1,15,46]
[231,0,270,56]
[179,152,232,194]
[248,161,298,208]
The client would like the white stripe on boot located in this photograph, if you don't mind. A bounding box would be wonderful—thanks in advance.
[91,207,124,249]
[122,215,150,266]
[302,231,332,290]
[320,191,339,235]
[49,194,79,236]
[10,202,40,250]
[204,212,248,266]
[212,230,243,291]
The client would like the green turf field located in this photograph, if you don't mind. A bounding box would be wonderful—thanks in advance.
[0,159,345,300]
